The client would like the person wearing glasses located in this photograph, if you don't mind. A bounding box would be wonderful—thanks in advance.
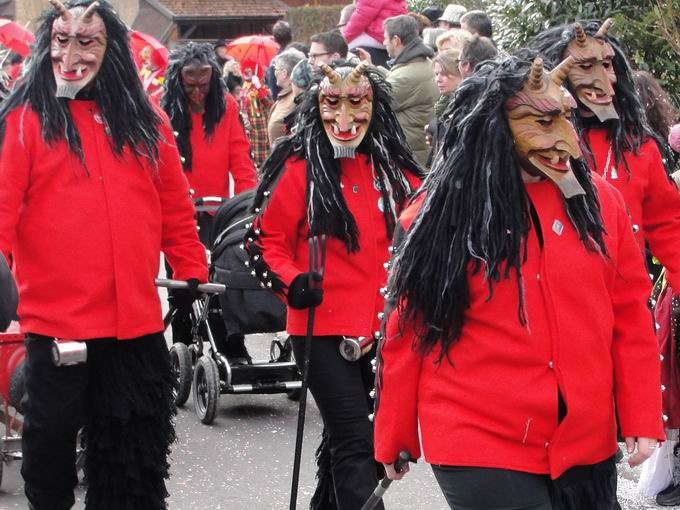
[308,30,348,68]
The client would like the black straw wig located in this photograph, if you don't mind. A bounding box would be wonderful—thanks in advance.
[0,0,161,164]
[160,42,226,171]
[391,55,608,362]
[530,20,673,175]
[251,60,424,252]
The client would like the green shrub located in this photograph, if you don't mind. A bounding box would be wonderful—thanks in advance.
[285,5,345,45]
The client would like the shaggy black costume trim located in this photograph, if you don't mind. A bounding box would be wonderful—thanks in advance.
[0,0,161,166]
[160,42,227,171]
[390,54,608,363]
[530,20,674,176]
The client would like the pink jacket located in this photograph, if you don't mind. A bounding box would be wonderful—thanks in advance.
[342,0,407,45]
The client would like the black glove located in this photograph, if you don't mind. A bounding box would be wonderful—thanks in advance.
[168,278,201,313]
[287,272,323,310]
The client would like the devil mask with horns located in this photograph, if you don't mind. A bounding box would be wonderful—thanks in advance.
[49,0,107,99]
[506,56,585,198]
[563,19,617,122]
[318,61,373,159]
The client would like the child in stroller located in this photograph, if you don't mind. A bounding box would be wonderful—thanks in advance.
[163,190,301,425]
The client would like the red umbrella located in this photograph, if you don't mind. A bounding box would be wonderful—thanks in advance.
[0,19,34,58]
[226,35,279,75]
[130,31,169,70]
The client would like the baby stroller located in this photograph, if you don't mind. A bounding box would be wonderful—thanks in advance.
[163,190,301,425]
[0,322,25,488]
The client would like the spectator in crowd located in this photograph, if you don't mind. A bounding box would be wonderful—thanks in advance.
[423,27,446,52]
[337,4,355,29]
[342,0,406,68]
[290,58,313,98]
[425,49,463,163]
[239,66,273,170]
[460,10,493,39]
[634,70,677,144]
[223,59,252,131]
[268,48,305,144]
[309,30,348,67]
[289,41,309,56]
[214,39,229,69]
[409,12,432,35]
[383,14,439,165]
[265,20,293,101]
[437,4,467,29]
[458,35,497,79]
[436,27,472,52]
[421,6,443,26]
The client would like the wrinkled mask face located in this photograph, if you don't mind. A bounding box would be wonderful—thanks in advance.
[563,22,618,122]
[506,57,585,198]
[181,63,212,113]
[318,62,373,159]
[50,2,107,99]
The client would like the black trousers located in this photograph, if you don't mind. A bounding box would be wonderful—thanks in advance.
[432,456,621,510]
[291,335,382,510]
[21,333,175,510]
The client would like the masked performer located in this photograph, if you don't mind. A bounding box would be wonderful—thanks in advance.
[0,1,208,509]
[374,55,664,509]
[160,42,256,355]
[245,60,422,509]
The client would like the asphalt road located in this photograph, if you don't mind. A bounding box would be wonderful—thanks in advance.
[1,323,679,509]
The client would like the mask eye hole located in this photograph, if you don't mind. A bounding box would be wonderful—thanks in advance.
[602,60,612,69]
[324,97,339,107]
[78,39,94,47]
[579,63,593,71]
[56,35,69,45]
[349,98,363,106]
[537,118,554,128]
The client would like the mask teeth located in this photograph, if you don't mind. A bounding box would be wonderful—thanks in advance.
[551,154,559,165]
[333,124,340,135]
[590,91,598,101]
[351,125,357,135]
[76,66,83,78]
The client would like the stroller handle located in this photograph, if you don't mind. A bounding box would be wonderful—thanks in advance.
[155,278,226,294]
[193,196,227,213]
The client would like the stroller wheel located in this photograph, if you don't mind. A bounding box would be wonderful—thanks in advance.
[8,359,25,413]
[170,343,193,407]
[193,356,220,425]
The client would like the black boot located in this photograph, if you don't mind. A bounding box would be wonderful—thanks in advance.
[657,484,680,506]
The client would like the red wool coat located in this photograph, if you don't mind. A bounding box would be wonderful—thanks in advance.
[185,94,256,199]
[251,155,419,337]
[585,128,680,289]
[0,101,208,340]
[374,176,664,479]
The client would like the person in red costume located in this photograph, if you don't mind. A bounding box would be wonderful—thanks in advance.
[159,42,256,356]
[245,60,423,509]
[532,20,680,505]
[0,1,208,509]
[138,44,166,96]
[374,55,664,509]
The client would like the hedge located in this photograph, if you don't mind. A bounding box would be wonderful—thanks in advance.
[285,5,345,45]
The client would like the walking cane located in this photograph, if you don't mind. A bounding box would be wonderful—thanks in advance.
[289,235,326,510]
[360,451,411,510]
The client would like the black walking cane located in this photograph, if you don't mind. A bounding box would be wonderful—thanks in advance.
[360,451,411,510]
[289,234,326,510]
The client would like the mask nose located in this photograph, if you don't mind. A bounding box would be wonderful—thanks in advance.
[593,65,615,96]
[337,102,351,132]
[555,117,582,159]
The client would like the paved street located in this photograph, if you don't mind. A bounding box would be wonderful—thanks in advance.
[1,329,679,509]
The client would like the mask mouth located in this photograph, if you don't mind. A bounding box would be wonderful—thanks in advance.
[58,65,89,81]
[579,87,613,105]
[531,150,571,172]
[329,122,360,141]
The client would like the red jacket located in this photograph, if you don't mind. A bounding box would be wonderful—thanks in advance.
[250,155,419,337]
[0,101,208,340]
[342,0,407,45]
[375,176,664,479]
[586,128,680,289]
[185,94,256,199]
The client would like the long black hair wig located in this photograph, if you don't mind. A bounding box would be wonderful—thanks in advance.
[0,0,161,165]
[250,60,424,253]
[160,42,226,171]
[530,20,673,174]
[391,55,608,362]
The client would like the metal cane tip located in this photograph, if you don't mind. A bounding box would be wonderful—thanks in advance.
[573,23,587,46]
[528,57,544,91]
[49,0,72,20]
[549,56,575,86]
[596,18,614,38]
